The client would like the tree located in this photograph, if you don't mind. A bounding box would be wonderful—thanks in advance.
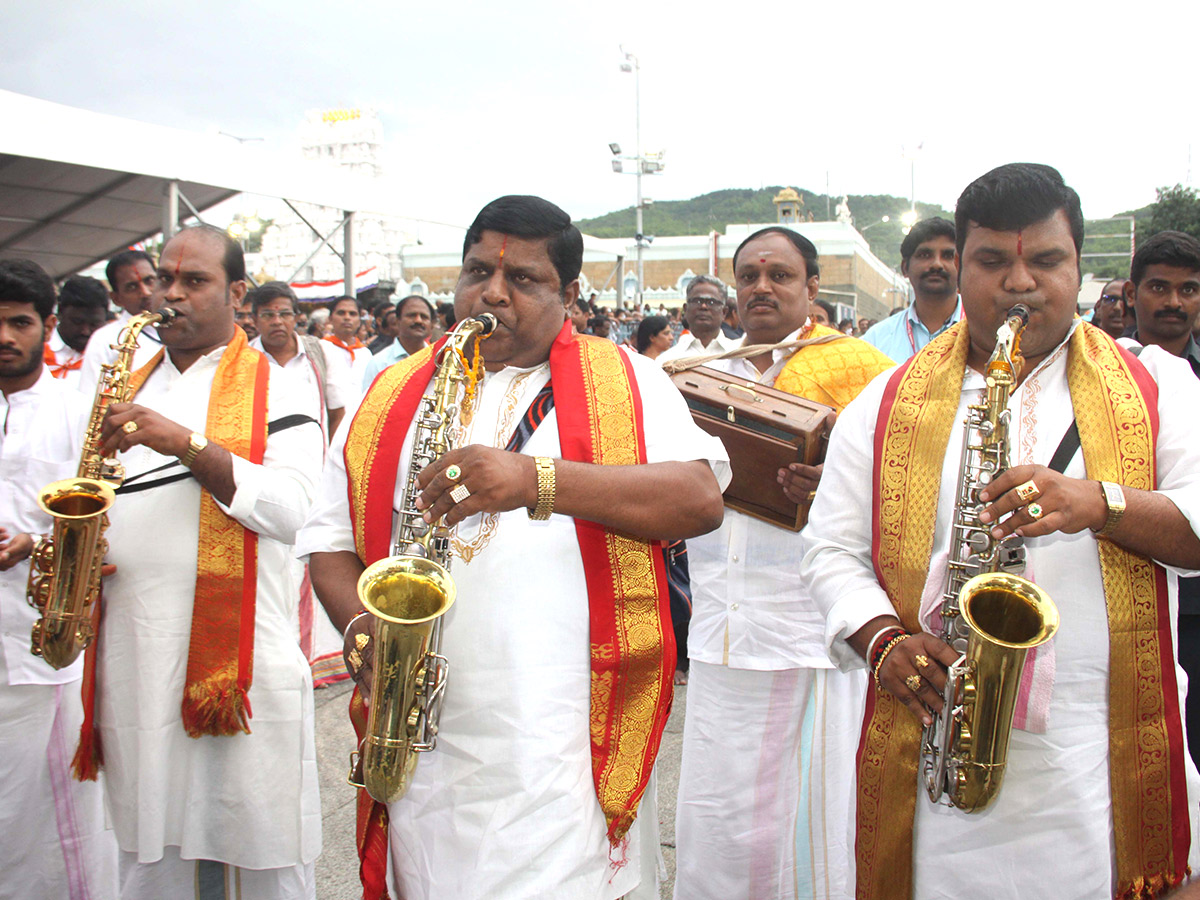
[1146,184,1200,241]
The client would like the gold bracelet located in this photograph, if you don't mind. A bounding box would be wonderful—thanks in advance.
[872,633,910,687]
[529,457,556,520]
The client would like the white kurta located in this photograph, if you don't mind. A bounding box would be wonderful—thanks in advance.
[322,338,370,402]
[296,350,729,900]
[0,369,117,900]
[250,335,351,680]
[800,328,1200,898]
[677,325,866,900]
[98,346,324,869]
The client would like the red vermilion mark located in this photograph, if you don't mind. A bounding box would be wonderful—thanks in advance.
[499,236,508,262]
[1016,230,1023,256]
[760,257,767,263]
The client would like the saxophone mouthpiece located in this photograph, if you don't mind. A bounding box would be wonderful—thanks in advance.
[1007,305,1030,327]
[156,307,179,326]
[471,313,498,336]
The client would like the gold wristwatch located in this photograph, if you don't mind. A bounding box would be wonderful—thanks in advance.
[529,457,557,520]
[180,432,209,468]
[1094,481,1126,538]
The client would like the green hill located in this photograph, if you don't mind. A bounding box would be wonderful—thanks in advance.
[575,187,952,269]
[576,186,1162,276]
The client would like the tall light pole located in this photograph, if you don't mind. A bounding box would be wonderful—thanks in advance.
[610,47,665,308]
[621,46,644,308]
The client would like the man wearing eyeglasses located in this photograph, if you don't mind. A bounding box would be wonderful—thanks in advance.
[248,281,353,438]
[657,275,739,364]
[1092,278,1131,340]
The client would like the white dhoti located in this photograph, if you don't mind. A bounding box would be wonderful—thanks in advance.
[675,663,811,900]
[675,664,864,900]
[0,658,118,900]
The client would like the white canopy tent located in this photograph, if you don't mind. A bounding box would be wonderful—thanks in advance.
[0,89,387,287]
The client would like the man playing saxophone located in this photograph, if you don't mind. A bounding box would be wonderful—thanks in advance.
[85,226,325,898]
[297,195,729,900]
[800,163,1200,899]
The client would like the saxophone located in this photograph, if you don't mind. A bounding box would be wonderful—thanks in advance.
[27,308,176,669]
[349,313,497,803]
[920,305,1060,812]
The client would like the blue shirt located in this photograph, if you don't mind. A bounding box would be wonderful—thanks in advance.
[860,299,963,363]
[362,338,410,390]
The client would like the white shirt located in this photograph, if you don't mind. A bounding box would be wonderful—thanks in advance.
[0,369,90,685]
[44,329,85,390]
[687,325,833,670]
[250,333,356,418]
[296,350,728,900]
[97,346,324,869]
[79,311,164,396]
[323,338,371,400]
[657,330,739,365]
[799,329,1200,898]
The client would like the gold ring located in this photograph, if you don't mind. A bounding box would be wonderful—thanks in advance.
[450,484,471,504]
[915,654,930,668]
[905,674,923,692]
[1015,480,1039,502]
[122,421,139,435]
[347,648,362,674]
[445,464,462,482]
[1027,502,1044,520]
[806,490,817,502]
[354,633,370,652]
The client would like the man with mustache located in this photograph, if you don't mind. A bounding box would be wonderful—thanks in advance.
[861,217,962,362]
[657,275,738,364]
[360,294,434,389]
[674,226,892,900]
[299,195,728,900]
[1124,231,1200,371]
[1122,230,1200,775]
[1092,277,1131,340]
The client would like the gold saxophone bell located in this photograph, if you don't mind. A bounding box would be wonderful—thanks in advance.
[28,479,117,668]
[936,573,1059,812]
[349,557,456,803]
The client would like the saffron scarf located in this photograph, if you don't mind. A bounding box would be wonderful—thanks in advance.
[325,334,366,358]
[343,321,674,897]
[43,343,83,378]
[73,327,270,779]
[858,320,1189,899]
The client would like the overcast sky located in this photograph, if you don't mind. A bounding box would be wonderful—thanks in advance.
[4,0,1197,231]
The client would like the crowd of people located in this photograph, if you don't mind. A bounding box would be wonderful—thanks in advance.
[2,162,1200,900]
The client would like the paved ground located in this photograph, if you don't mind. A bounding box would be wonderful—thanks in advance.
[313,678,688,899]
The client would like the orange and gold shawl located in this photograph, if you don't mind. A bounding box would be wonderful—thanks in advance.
[859,320,1189,899]
[343,321,674,897]
[74,326,270,779]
